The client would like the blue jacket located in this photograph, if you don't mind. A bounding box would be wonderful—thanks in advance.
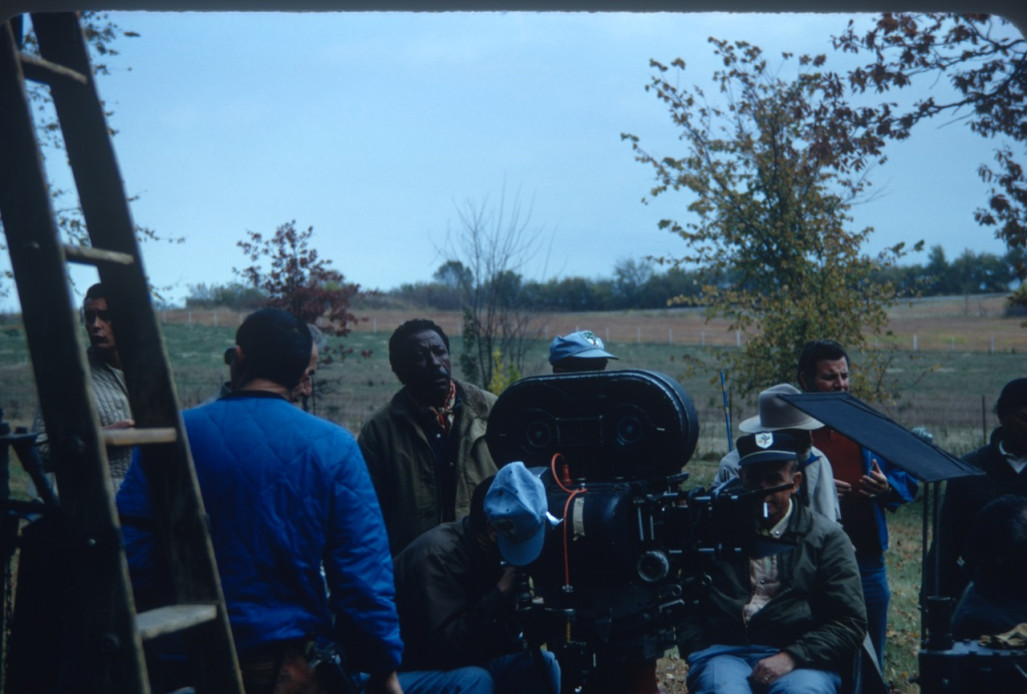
[117,391,403,673]
[861,446,918,553]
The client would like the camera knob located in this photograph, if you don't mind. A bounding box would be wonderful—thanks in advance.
[636,549,671,583]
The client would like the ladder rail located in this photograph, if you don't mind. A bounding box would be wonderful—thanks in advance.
[30,12,172,425]
[0,18,150,693]
[1,13,244,694]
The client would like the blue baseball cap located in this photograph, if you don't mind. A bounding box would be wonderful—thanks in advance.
[484,462,557,566]
[548,330,618,366]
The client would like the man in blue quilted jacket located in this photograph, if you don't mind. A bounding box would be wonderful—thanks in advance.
[118,308,406,693]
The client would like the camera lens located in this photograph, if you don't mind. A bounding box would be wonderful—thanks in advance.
[615,415,643,446]
[524,418,554,450]
[606,404,648,450]
[636,549,671,583]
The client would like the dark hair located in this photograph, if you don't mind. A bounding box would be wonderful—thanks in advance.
[84,283,106,303]
[797,339,849,390]
[388,319,450,375]
[235,308,312,391]
[995,378,1027,418]
[469,474,496,535]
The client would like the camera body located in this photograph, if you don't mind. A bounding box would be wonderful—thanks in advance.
[486,370,748,686]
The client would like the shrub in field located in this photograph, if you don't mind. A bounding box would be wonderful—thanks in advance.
[236,221,360,343]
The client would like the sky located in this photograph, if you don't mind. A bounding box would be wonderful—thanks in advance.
[2,11,1023,310]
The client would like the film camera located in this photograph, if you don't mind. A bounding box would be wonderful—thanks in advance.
[486,369,755,690]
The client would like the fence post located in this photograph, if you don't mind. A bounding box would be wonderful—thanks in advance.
[187,308,192,326]
[213,310,218,327]
[701,330,705,348]
[669,329,673,345]
[736,330,741,347]
[913,334,917,352]
[982,395,988,445]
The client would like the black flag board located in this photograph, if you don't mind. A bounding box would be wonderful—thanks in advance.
[779,392,983,483]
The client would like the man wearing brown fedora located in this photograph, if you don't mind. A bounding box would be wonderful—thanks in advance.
[714,383,841,522]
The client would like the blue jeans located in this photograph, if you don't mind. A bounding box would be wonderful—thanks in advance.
[398,667,492,693]
[394,650,560,694]
[858,554,889,669]
[488,650,560,694]
[686,644,841,694]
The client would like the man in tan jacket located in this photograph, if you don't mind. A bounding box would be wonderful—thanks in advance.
[359,318,497,556]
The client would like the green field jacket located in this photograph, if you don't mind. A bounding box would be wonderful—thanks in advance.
[359,380,498,556]
[678,501,867,672]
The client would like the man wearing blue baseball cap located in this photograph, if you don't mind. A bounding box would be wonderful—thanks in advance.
[392,464,560,694]
[550,333,671,694]
[549,330,618,373]
[680,432,866,694]
[485,461,559,566]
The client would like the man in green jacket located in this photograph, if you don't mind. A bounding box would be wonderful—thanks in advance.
[679,432,866,694]
[359,318,498,556]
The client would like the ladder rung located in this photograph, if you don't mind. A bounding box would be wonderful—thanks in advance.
[103,427,178,447]
[136,604,218,641]
[18,52,88,86]
[63,244,135,267]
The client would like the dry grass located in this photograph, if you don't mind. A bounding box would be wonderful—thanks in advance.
[1,296,1025,693]
[140,293,1026,353]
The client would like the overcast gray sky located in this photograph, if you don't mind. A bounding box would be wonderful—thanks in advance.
[1,11,1021,310]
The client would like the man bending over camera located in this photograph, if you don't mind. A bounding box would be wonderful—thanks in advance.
[392,463,560,694]
[679,432,866,694]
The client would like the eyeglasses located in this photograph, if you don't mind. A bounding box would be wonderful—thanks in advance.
[83,309,111,323]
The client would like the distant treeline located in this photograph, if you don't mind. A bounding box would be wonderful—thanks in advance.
[185,245,1022,313]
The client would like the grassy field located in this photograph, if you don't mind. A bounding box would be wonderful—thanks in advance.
[1,296,1026,692]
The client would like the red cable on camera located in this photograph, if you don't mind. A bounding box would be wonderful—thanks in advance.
[550,452,585,592]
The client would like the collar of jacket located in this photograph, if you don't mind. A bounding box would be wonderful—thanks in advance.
[394,380,493,421]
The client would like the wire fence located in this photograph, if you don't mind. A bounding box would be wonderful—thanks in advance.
[2,305,1022,464]
[153,306,1027,355]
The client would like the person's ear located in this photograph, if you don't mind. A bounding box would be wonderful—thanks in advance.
[792,470,803,493]
[391,353,410,384]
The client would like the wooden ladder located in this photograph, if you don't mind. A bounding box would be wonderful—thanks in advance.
[0,12,243,694]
